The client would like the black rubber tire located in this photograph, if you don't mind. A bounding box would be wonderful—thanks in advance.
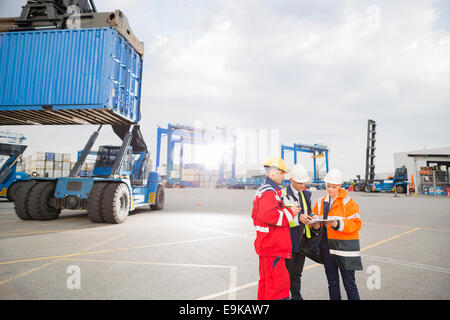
[27,181,61,221]
[102,183,130,224]
[150,185,165,211]
[87,182,109,223]
[7,181,25,202]
[364,185,372,193]
[14,180,37,220]
[395,185,405,194]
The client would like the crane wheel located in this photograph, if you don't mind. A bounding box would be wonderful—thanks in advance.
[150,185,165,211]
[27,181,61,221]
[364,185,372,193]
[7,181,25,202]
[102,183,130,224]
[87,182,109,223]
[14,181,37,220]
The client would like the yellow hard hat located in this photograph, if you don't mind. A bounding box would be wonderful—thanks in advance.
[264,157,288,173]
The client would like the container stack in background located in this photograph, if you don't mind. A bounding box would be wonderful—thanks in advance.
[199,169,221,188]
[182,164,201,186]
[245,169,265,179]
[157,163,226,187]
[17,152,96,178]
[79,162,95,177]
[180,164,224,188]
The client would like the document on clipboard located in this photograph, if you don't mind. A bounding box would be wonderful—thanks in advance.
[307,216,341,224]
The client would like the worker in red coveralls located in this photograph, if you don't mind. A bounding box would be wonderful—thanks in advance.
[252,157,300,300]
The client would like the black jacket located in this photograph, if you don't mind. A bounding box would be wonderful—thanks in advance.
[285,185,323,264]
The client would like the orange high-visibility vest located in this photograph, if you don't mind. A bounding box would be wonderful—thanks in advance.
[313,188,363,270]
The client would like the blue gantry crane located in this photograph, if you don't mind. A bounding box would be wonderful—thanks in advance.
[155,123,237,188]
[281,143,329,185]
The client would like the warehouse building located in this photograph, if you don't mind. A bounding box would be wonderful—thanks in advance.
[394,146,450,195]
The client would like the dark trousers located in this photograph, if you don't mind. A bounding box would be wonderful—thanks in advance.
[321,247,360,300]
[285,252,306,300]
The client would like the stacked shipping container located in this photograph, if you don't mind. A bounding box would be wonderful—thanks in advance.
[18,152,95,178]
[157,164,234,187]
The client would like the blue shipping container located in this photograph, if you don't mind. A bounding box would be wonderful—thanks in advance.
[45,152,55,161]
[0,27,142,125]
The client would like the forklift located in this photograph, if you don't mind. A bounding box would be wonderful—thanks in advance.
[0,143,30,201]
[354,120,408,193]
[2,1,165,223]
[14,125,165,224]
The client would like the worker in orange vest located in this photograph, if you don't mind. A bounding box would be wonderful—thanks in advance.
[312,169,362,300]
[252,157,301,300]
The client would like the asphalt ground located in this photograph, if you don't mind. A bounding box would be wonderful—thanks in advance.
[0,188,449,300]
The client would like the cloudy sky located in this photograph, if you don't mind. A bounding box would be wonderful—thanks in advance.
[1,0,449,179]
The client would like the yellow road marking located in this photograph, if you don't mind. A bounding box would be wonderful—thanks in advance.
[63,257,233,269]
[0,233,249,266]
[0,230,70,237]
[0,261,57,286]
[197,227,423,300]
[267,230,420,276]
[419,227,450,233]
[0,228,128,237]
[360,227,421,252]
[365,222,450,233]
[0,233,125,287]
[0,226,428,291]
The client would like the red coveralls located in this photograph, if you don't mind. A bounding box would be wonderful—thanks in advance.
[252,179,295,300]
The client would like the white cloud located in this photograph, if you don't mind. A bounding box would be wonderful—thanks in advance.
[140,0,450,178]
[2,0,449,180]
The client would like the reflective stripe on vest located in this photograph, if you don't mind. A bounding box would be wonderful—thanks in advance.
[289,219,300,228]
[276,210,284,226]
[329,249,361,257]
[327,213,360,220]
[347,213,361,219]
[299,191,308,213]
[256,184,276,198]
[283,193,298,208]
[319,194,353,216]
[343,196,352,206]
[317,197,323,214]
[284,190,299,228]
[255,225,269,233]
[299,191,311,238]
[283,208,293,222]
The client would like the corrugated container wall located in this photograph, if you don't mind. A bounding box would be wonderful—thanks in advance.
[0,27,142,125]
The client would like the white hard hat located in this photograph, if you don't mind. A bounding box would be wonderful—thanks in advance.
[289,164,310,183]
[324,169,343,185]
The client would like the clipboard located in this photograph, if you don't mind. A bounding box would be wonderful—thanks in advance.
[307,217,341,224]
